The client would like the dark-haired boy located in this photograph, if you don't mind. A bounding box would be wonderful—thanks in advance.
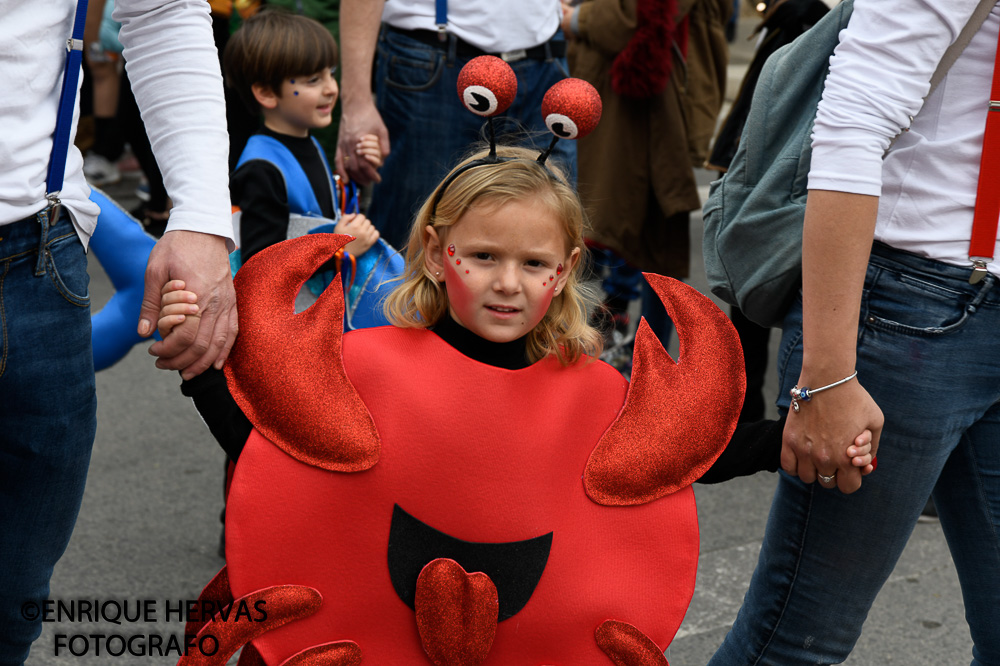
[223,8,383,265]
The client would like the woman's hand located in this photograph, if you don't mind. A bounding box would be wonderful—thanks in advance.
[781,378,884,494]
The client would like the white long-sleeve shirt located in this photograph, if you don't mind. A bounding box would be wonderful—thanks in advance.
[809,0,1000,273]
[382,0,561,53]
[0,0,232,247]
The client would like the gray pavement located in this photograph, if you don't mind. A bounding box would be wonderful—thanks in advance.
[23,11,972,664]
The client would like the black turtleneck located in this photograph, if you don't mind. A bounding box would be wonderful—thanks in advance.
[431,314,531,370]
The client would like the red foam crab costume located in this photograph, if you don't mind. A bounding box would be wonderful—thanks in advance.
[177,232,745,666]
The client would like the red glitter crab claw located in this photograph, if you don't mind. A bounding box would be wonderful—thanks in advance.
[225,234,380,473]
[584,274,745,506]
[176,584,323,666]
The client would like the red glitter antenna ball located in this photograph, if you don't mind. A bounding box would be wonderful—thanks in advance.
[541,78,602,140]
[457,56,518,117]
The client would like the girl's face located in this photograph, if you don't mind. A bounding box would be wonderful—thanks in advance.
[424,197,580,344]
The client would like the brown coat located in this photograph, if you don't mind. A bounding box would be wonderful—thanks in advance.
[569,0,730,277]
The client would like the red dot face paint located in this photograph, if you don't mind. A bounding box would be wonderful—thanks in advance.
[438,197,571,344]
[443,258,475,319]
[556,264,563,275]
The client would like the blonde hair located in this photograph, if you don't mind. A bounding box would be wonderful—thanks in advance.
[384,146,603,366]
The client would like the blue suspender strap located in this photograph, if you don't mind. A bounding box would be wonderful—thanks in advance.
[46,0,89,214]
[435,0,447,39]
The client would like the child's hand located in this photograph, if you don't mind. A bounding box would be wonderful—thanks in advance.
[356,134,384,170]
[335,213,380,257]
[847,429,877,476]
[157,279,200,339]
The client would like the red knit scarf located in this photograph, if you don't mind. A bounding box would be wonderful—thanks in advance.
[610,0,688,99]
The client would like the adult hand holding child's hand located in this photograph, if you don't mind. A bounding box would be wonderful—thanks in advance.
[781,378,884,494]
[140,230,237,380]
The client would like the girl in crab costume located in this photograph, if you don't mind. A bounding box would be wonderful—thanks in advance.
[165,63,873,666]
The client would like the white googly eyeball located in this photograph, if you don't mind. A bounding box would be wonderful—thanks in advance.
[462,85,500,117]
[544,113,579,139]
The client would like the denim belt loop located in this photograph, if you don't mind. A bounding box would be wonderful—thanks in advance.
[544,38,553,62]
[34,206,52,277]
[968,271,995,310]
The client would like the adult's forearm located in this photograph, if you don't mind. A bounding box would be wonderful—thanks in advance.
[337,0,389,184]
[339,0,386,109]
[781,189,884,493]
[799,189,879,383]
[116,1,237,377]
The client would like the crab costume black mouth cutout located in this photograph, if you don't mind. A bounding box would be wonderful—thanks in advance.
[387,504,553,621]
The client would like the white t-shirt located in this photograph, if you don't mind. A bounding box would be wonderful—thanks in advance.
[809,0,1000,273]
[0,0,232,247]
[382,0,561,53]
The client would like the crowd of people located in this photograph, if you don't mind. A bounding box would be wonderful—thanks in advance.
[2,0,997,664]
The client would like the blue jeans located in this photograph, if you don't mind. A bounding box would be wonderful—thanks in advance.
[710,242,1000,666]
[371,26,577,249]
[0,210,97,665]
[591,246,643,304]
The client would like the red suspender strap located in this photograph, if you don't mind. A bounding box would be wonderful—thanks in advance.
[969,25,1000,283]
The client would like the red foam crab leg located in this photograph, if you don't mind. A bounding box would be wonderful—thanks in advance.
[176,585,322,666]
[225,234,380,473]
[415,558,499,666]
[185,566,234,639]
[585,274,745,505]
[595,620,670,666]
[278,642,363,665]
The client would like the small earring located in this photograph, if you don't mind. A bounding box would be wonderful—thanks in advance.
[435,271,440,276]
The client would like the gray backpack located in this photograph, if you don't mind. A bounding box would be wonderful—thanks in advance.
[702,0,994,327]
